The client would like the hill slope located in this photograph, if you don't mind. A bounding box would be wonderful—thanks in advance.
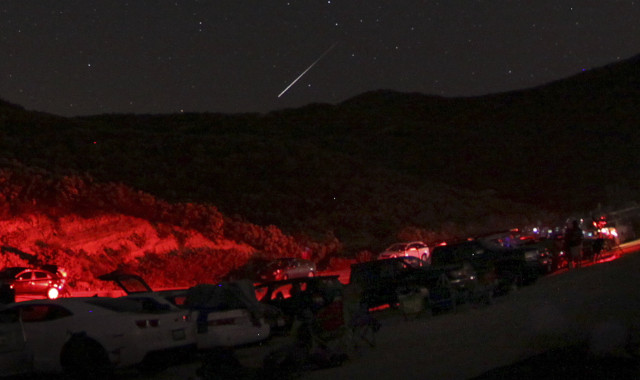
[2,55,639,252]
[0,164,343,291]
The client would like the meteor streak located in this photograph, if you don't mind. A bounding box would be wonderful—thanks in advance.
[278,42,338,98]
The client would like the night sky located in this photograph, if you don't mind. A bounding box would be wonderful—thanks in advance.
[1,1,639,117]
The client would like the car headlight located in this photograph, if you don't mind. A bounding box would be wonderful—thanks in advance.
[524,250,539,261]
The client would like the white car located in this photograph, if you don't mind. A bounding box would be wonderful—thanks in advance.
[160,282,272,349]
[100,272,271,350]
[0,296,195,377]
[257,257,317,282]
[377,241,431,263]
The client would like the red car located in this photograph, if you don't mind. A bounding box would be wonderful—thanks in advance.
[0,266,67,300]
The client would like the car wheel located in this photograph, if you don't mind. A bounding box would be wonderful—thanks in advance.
[47,287,60,300]
[421,254,428,264]
[433,274,455,312]
[61,336,112,379]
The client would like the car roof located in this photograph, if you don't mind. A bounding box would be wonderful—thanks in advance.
[7,296,172,314]
[254,275,340,288]
[0,266,60,278]
[385,241,426,249]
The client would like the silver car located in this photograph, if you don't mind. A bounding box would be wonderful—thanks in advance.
[257,258,317,282]
[377,241,431,263]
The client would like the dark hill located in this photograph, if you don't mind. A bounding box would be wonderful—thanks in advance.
[1,54,639,251]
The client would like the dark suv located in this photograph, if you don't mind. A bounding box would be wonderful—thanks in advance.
[349,257,454,312]
[430,239,540,300]
[0,266,67,300]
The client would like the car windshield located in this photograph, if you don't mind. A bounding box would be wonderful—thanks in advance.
[266,260,288,268]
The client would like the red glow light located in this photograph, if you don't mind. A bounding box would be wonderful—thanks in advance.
[369,304,391,312]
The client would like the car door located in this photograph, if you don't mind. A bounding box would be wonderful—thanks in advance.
[0,307,31,376]
[31,271,52,295]
[15,303,74,372]
[290,259,305,278]
[12,271,33,295]
[405,243,417,257]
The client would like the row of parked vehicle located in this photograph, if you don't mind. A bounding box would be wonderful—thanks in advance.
[360,229,619,316]
[0,230,617,378]
[428,235,548,297]
[0,269,284,377]
[0,253,351,378]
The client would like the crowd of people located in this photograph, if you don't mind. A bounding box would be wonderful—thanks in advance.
[562,217,615,269]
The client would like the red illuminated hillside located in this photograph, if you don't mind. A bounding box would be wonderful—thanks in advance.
[0,213,252,291]
[0,163,341,291]
[2,54,639,263]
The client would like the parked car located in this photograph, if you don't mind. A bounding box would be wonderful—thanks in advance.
[527,235,568,272]
[0,266,68,300]
[222,257,272,282]
[349,258,455,312]
[99,271,271,350]
[0,296,195,377]
[397,256,429,268]
[254,275,344,333]
[430,241,495,303]
[478,230,550,279]
[507,236,555,274]
[430,238,541,300]
[257,257,317,282]
[377,241,431,263]
[165,283,272,348]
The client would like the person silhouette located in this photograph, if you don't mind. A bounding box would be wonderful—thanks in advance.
[564,220,584,269]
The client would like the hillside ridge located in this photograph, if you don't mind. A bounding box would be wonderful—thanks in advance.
[1,54,639,253]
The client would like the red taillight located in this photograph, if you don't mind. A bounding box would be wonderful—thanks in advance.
[369,304,390,312]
